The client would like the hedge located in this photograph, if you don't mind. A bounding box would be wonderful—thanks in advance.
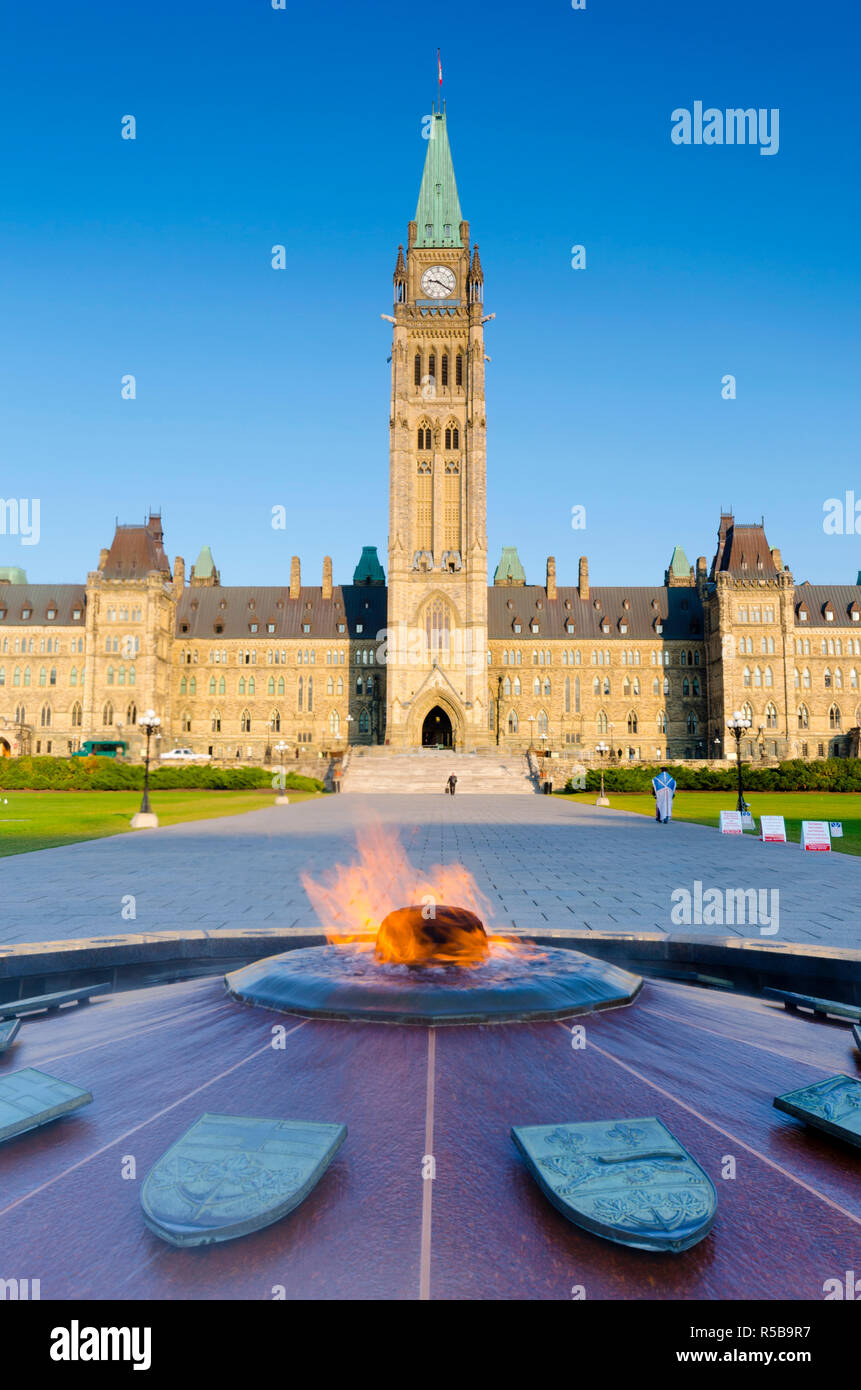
[564,758,861,795]
[0,757,325,793]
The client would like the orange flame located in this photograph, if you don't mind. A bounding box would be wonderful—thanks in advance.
[301,823,497,954]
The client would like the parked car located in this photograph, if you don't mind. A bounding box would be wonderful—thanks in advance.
[159,747,209,762]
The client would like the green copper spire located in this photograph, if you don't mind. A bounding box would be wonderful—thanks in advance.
[194,545,215,579]
[353,546,385,586]
[668,545,690,578]
[415,110,463,249]
[493,547,526,586]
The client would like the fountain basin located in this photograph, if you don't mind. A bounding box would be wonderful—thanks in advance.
[225,942,642,1025]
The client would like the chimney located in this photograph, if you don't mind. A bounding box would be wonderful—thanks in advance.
[173,556,185,595]
[697,556,707,574]
[290,556,301,600]
[771,547,782,570]
[98,548,109,571]
[578,556,589,601]
[322,555,333,600]
[546,556,556,602]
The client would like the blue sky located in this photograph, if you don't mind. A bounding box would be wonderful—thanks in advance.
[1,0,859,590]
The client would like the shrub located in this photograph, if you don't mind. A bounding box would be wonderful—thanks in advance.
[564,758,861,795]
[0,757,325,793]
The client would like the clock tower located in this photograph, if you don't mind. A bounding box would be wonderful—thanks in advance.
[384,107,490,750]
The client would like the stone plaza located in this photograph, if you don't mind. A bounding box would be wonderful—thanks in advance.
[2,793,859,950]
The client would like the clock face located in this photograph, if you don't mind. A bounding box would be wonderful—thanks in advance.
[420,265,456,299]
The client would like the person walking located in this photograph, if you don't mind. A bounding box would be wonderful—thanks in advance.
[651,766,676,823]
[447,773,457,797]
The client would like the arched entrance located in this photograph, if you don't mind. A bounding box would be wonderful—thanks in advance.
[0,738,9,758]
[422,706,453,748]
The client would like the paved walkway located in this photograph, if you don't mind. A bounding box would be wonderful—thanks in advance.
[0,795,858,950]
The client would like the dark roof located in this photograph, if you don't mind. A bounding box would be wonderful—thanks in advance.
[175,585,388,640]
[711,516,777,578]
[0,585,86,626]
[794,584,861,627]
[102,516,171,580]
[487,586,703,641]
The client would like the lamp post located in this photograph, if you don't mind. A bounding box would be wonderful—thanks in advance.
[274,740,290,804]
[595,740,610,806]
[496,674,503,747]
[713,736,721,761]
[131,709,161,829]
[727,711,751,814]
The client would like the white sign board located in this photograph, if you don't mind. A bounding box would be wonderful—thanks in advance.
[801,820,831,852]
[720,810,743,835]
[830,821,844,838]
[740,811,756,830]
[760,815,787,843]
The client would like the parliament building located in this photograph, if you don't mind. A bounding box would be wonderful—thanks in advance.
[1,110,859,769]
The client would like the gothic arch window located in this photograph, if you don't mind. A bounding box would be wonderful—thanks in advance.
[657,711,667,734]
[565,676,571,713]
[593,676,600,696]
[414,353,421,387]
[793,667,800,689]
[428,352,436,384]
[603,677,610,696]
[356,675,364,695]
[307,676,313,711]
[682,677,690,696]
[102,702,113,726]
[537,710,548,736]
[40,703,51,728]
[834,667,843,689]
[70,666,78,686]
[508,710,518,734]
[248,677,255,696]
[597,710,608,735]
[212,710,222,733]
[543,677,551,696]
[359,708,370,734]
[417,420,433,451]
[663,676,670,695]
[271,709,281,733]
[753,666,762,687]
[327,676,334,695]
[219,676,226,695]
[852,668,859,690]
[797,704,809,729]
[441,353,449,388]
[574,675,580,712]
[765,702,777,729]
[240,709,252,733]
[425,597,452,661]
[692,676,700,696]
[503,676,511,697]
[802,667,810,689]
[653,677,660,695]
[743,666,751,687]
[687,711,698,735]
[71,701,82,728]
[742,703,753,723]
[329,710,340,736]
[181,710,192,733]
[278,676,285,695]
[627,710,638,734]
[764,666,773,688]
[824,667,832,688]
[298,675,303,711]
[829,704,841,729]
[444,422,460,450]
[211,677,217,695]
[337,675,344,696]
[623,677,632,696]
[239,676,246,695]
[455,353,463,387]
[513,676,521,696]
[126,703,136,725]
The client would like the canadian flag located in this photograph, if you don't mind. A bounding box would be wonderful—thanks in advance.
[438,50,442,87]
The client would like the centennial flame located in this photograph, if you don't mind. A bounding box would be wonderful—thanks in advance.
[301,824,515,966]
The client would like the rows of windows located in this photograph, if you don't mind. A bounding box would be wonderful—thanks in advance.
[0,637,85,655]
[185,707,365,737]
[792,667,859,690]
[737,607,776,623]
[105,607,142,622]
[413,352,464,390]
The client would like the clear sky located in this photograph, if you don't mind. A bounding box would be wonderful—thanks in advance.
[1,0,859,591]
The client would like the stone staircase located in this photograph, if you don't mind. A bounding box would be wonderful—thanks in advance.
[340,747,539,795]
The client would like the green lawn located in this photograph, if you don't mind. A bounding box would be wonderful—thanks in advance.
[559,790,861,856]
[0,788,322,858]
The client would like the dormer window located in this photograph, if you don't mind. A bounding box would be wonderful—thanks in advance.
[566,622,574,634]
[46,608,56,620]
[530,621,539,634]
[513,622,522,633]
[267,623,276,634]
[654,620,664,634]
[250,623,259,633]
[72,608,81,619]
[21,608,30,620]
[214,623,223,634]
[601,620,610,633]
[356,623,363,634]
[619,622,628,634]
[425,224,433,238]
[798,607,808,622]
[302,623,311,634]
[180,623,189,634]
[337,623,345,633]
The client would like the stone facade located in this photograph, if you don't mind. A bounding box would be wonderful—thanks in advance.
[0,112,858,766]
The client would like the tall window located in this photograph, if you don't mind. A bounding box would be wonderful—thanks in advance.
[414,353,421,387]
[455,353,463,387]
[829,705,841,729]
[797,704,809,729]
[71,702,82,728]
[329,710,340,736]
[102,702,113,726]
[240,709,252,733]
[425,598,452,661]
